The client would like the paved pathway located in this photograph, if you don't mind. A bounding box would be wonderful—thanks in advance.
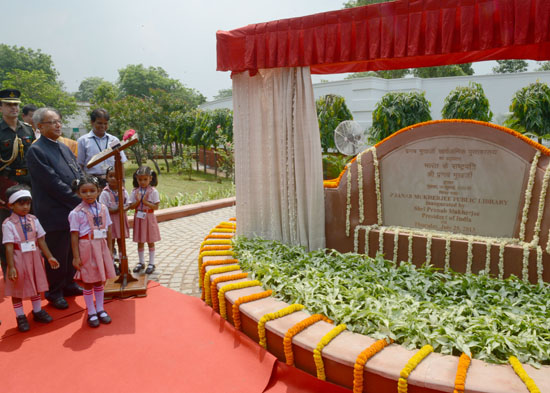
[125,206,236,297]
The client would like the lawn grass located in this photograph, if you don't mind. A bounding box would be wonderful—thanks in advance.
[123,160,234,202]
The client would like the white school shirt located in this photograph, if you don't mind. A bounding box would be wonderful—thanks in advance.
[68,202,112,237]
[2,216,46,244]
[76,131,127,175]
[99,188,130,209]
[128,188,160,206]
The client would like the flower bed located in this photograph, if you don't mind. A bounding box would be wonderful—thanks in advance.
[199,221,549,392]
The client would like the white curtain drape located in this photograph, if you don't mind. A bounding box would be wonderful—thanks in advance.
[232,67,325,250]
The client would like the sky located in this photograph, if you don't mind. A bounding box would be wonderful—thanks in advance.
[2,0,539,101]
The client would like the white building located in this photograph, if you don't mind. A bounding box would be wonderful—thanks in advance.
[61,101,90,139]
[201,71,550,130]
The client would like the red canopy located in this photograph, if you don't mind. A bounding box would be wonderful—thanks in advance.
[216,0,550,75]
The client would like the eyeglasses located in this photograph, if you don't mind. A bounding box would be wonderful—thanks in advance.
[41,120,62,126]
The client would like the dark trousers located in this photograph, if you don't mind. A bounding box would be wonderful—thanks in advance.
[44,230,76,301]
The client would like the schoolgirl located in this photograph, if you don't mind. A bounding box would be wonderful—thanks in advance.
[2,185,59,332]
[128,166,161,274]
[69,175,115,327]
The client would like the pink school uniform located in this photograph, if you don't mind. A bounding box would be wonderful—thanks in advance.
[2,213,49,298]
[69,202,116,283]
[99,186,130,239]
[130,186,161,243]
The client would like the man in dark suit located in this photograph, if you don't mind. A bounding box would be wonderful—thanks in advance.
[26,107,82,309]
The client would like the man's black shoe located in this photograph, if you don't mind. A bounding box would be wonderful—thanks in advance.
[63,284,83,297]
[49,297,69,310]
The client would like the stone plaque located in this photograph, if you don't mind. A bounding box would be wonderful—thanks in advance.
[380,136,528,238]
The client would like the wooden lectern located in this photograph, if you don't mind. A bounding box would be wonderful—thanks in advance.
[86,134,147,297]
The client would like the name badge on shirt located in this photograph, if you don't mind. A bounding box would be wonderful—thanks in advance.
[136,211,147,219]
[93,229,107,239]
[21,241,36,253]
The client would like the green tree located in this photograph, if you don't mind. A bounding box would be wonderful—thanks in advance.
[117,64,180,97]
[2,69,77,117]
[370,91,432,143]
[316,94,354,153]
[214,88,233,99]
[91,81,119,104]
[0,44,58,84]
[413,64,473,78]
[492,60,528,74]
[441,82,493,122]
[507,82,550,143]
[536,62,550,71]
[345,69,409,79]
[75,77,105,101]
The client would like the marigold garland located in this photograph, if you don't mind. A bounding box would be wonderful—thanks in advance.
[257,304,306,348]
[372,147,382,225]
[393,228,400,263]
[197,250,236,287]
[232,290,273,331]
[466,237,474,275]
[200,258,239,284]
[229,217,236,221]
[313,324,347,381]
[357,152,364,223]
[346,165,352,237]
[426,233,432,264]
[283,314,333,366]
[199,245,232,253]
[536,246,544,285]
[397,345,434,393]
[374,119,550,156]
[200,239,233,248]
[509,356,541,393]
[378,227,386,254]
[407,231,413,262]
[519,150,541,241]
[522,243,531,282]
[531,162,550,246]
[203,233,234,241]
[211,273,249,312]
[484,241,492,274]
[453,353,471,393]
[209,227,235,234]
[218,280,262,319]
[444,238,451,273]
[353,338,393,393]
[203,265,241,304]
[217,221,237,227]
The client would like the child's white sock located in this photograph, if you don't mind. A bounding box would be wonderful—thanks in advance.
[138,250,145,264]
[94,286,105,312]
[148,248,155,266]
[13,302,24,316]
[83,289,97,316]
[30,295,42,313]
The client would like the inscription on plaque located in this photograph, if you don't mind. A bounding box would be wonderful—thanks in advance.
[380,136,528,237]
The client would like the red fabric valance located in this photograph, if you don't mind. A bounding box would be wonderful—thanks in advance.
[216,0,550,74]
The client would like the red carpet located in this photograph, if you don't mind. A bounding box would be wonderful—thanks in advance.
[0,273,351,392]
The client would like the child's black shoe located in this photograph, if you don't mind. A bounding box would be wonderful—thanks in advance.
[87,314,100,328]
[133,263,144,273]
[145,264,155,274]
[97,310,112,324]
[32,309,53,323]
[16,315,30,332]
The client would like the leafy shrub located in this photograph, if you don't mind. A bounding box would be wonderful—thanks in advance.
[441,82,493,122]
[507,81,550,143]
[370,91,432,143]
[234,237,550,367]
[316,94,353,153]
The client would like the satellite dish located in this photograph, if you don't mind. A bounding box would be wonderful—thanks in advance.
[334,120,368,156]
